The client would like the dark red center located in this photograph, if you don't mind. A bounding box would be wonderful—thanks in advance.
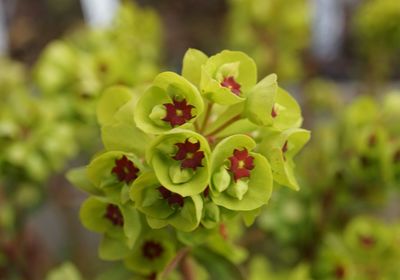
[228,148,255,181]
[104,204,124,226]
[157,186,184,208]
[111,155,139,184]
[203,186,210,198]
[393,150,400,163]
[162,98,194,127]
[220,76,241,95]
[334,265,346,279]
[173,139,204,170]
[359,234,376,248]
[142,241,164,260]
[271,105,278,118]
[282,141,288,161]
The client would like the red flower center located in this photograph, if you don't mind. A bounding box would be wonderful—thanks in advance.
[228,148,255,181]
[359,234,376,248]
[220,76,241,95]
[104,204,124,226]
[157,186,184,208]
[282,141,288,161]
[111,155,139,184]
[142,240,164,260]
[334,265,346,279]
[271,105,278,118]
[173,139,204,170]
[162,98,194,127]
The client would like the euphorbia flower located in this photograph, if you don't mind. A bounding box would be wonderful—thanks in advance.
[157,186,184,208]
[200,50,257,105]
[130,172,203,232]
[173,139,205,170]
[209,135,272,211]
[79,197,141,260]
[228,149,255,181]
[220,76,241,95]
[134,72,204,134]
[142,240,164,260]
[124,230,175,274]
[147,130,210,196]
[104,204,124,226]
[258,128,310,191]
[112,155,140,184]
[162,98,194,127]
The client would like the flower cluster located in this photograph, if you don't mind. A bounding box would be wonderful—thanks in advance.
[68,49,309,277]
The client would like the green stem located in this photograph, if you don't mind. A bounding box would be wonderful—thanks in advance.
[161,247,191,279]
[199,102,213,134]
[205,114,241,137]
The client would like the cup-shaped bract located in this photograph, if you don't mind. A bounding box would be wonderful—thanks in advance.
[134,72,204,134]
[209,134,272,211]
[79,196,141,260]
[271,87,303,130]
[124,229,175,275]
[86,151,145,202]
[259,128,310,190]
[245,74,278,126]
[130,172,203,232]
[200,50,257,105]
[147,129,211,196]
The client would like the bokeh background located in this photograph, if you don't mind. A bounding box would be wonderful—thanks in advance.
[1,0,400,279]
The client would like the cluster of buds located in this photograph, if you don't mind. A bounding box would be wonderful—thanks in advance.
[68,49,310,276]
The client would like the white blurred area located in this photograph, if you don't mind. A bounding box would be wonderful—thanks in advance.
[80,0,120,28]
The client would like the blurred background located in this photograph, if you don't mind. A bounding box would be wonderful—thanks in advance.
[0,0,399,279]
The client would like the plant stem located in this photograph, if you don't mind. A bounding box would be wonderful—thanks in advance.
[180,254,195,280]
[161,247,191,279]
[205,114,241,137]
[199,102,213,133]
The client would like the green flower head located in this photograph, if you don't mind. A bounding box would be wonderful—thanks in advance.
[147,129,211,196]
[124,229,175,274]
[259,128,310,190]
[79,196,141,260]
[134,72,204,134]
[200,50,257,105]
[209,134,273,211]
[130,172,203,232]
[86,151,144,202]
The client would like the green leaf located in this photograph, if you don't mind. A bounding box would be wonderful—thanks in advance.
[99,234,131,261]
[245,74,277,126]
[46,262,82,280]
[66,167,103,196]
[97,86,134,126]
[182,48,208,87]
[272,87,302,130]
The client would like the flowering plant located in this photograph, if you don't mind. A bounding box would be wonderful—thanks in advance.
[68,49,310,278]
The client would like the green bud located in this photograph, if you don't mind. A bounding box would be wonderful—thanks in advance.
[212,167,231,193]
[226,180,249,200]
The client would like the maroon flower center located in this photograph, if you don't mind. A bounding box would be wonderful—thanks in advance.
[282,141,288,160]
[104,204,124,226]
[203,186,210,198]
[393,150,400,163]
[334,265,346,279]
[162,98,194,127]
[359,234,376,248]
[142,240,164,260]
[228,148,255,181]
[173,139,204,170]
[271,105,278,118]
[111,155,139,184]
[157,186,184,208]
[220,76,241,95]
